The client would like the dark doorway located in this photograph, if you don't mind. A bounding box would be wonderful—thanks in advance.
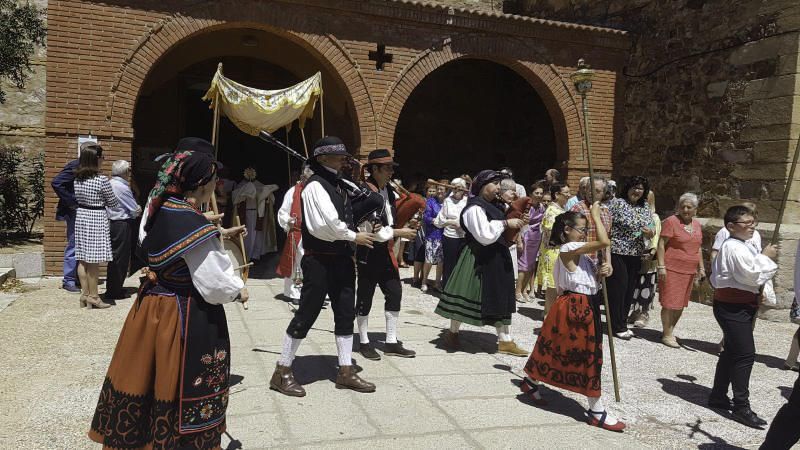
[393,59,556,191]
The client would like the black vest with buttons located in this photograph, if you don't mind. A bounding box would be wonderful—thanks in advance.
[301,165,355,256]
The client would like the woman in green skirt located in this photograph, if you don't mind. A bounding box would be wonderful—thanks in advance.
[434,170,528,356]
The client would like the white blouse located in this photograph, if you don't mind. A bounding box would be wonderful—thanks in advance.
[461,205,505,246]
[710,238,777,294]
[182,237,244,304]
[434,195,467,239]
[277,185,298,233]
[301,180,356,243]
[554,242,599,296]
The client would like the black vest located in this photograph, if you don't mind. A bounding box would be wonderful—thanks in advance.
[301,165,355,256]
[460,195,516,319]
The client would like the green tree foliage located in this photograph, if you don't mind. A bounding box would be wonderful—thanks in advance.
[0,0,47,104]
[0,146,44,236]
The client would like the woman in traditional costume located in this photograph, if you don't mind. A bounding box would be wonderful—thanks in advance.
[520,205,626,432]
[88,149,249,449]
[434,170,527,356]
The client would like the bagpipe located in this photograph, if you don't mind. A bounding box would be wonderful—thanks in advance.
[258,131,384,226]
[498,195,533,243]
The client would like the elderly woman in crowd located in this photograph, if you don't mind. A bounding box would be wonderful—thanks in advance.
[499,178,523,274]
[516,181,546,303]
[629,190,661,328]
[89,147,248,448]
[421,182,447,292]
[433,177,469,288]
[606,176,654,340]
[73,143,119,309]
[656,192,704,347]
[411,184,437,287]
[536,181,571,315]
[104,160,142,300]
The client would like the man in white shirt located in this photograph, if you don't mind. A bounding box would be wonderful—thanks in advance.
[276,167,309,304]
[709,205,778,429]
[105,160,142,300]
[355,150,417,361]
[271,136,377,398]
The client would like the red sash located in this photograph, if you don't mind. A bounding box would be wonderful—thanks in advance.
[714,287,759,307]
[276,183,304,278]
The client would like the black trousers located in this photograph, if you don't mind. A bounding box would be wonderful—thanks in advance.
[356,244,402,316]
[287,254,356,338]
[106,219,133,296]
[442,236,465,288]
[761,372,800,449]
[605,253,642,333]
[710,302,756,409]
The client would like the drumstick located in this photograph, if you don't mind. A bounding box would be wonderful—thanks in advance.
[233,262,254,271]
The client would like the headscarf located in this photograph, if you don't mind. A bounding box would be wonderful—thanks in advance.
[144,150,217,231]
[470,170,506,197]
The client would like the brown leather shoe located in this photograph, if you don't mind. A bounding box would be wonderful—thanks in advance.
[383,342,416,358]
[335,365,376,393]
[497,340,528,357]
[442,331,460,349]
[269,363,306,397]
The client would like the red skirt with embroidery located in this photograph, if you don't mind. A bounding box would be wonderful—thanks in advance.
[524,291,603,397]
[88,291,226,450]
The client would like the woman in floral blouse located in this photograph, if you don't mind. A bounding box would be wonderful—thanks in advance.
[535,182,571,315]
[606,176,655,339]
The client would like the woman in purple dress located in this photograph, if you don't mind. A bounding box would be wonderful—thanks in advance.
[516,182,546,302]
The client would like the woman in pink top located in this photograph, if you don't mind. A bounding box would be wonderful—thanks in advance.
[656,193,705,348]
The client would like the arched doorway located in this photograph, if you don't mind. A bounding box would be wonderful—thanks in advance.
[393,59,557,191]
[132,27,357,201]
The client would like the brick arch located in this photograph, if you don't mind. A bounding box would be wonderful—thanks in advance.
[378,40,582,165]
[106,15,375,150]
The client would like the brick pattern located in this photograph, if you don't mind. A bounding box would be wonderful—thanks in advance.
[43,0,628,274]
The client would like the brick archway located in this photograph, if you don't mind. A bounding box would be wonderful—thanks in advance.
[377,39,582,165]
[106,17,375,151]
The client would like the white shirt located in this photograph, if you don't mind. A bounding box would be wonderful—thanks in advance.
[278,185,298,232]
[710,238,777,294]
[434,195,467,239]
[713,227,761,253]
[515,183,526,199]
[138,199,152,244]
[301,179,356,243]
[554,242,599,296]
[462,205,505,246]
[182,237,244,304]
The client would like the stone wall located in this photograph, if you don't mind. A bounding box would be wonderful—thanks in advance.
[0,0,47,158]
[514,0,800,315]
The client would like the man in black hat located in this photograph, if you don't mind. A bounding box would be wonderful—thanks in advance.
[355,149,418,360]
[271,136,378,397]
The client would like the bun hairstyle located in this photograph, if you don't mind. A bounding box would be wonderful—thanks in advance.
[549,211,585,247]
[549,181,567,198]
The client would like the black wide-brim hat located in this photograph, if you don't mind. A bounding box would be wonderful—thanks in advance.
[366,148,399,167]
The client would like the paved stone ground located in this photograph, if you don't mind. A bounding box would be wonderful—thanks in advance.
[0,269,798,449]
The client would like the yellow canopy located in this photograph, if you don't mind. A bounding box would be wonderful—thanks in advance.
[203,64,322,135]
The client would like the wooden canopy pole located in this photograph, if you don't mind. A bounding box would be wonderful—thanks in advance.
[771,137,800,245]
[320,91,325,138]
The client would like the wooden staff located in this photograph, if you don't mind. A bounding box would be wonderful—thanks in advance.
[578,76,622,402]
[300,127,309,159]
[771,137,800,245]
[320,91,325,137]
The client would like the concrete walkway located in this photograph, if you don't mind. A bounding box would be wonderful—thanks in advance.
[0,270,797,449]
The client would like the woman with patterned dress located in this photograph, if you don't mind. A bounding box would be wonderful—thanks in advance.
[433,177,469,288]
[73,143,119,309]
[516,182,546,303]
[520,206,626,432]
[606,176,655,340]
[421,183,446,292]
[536,182,571,315]
[434,170,528,356]
[88,148,249,449]
[656,193,704,348]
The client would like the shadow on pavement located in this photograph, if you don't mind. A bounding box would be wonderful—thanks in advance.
[510,378,587,423]
[429,329,498,354]
[516,306,544,322]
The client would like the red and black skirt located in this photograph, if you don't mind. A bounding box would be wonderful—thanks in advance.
[524,291,603,397]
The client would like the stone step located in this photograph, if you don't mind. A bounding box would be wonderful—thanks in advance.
[0,268,15,286]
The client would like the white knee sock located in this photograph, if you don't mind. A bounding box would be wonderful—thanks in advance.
[496,324,512,342]
[335,334,353,366]
[278,333,302,367]
[385,311,399,344]
[587,396,618,425]
[357,315,370,344]
[449,320,461,334]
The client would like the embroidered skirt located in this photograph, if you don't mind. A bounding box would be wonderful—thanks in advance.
[524,292,603,397]
[434,245,511,327]
[88,290,228,449]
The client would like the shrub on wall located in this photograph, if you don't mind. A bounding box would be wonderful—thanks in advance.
[0,146,44,236]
